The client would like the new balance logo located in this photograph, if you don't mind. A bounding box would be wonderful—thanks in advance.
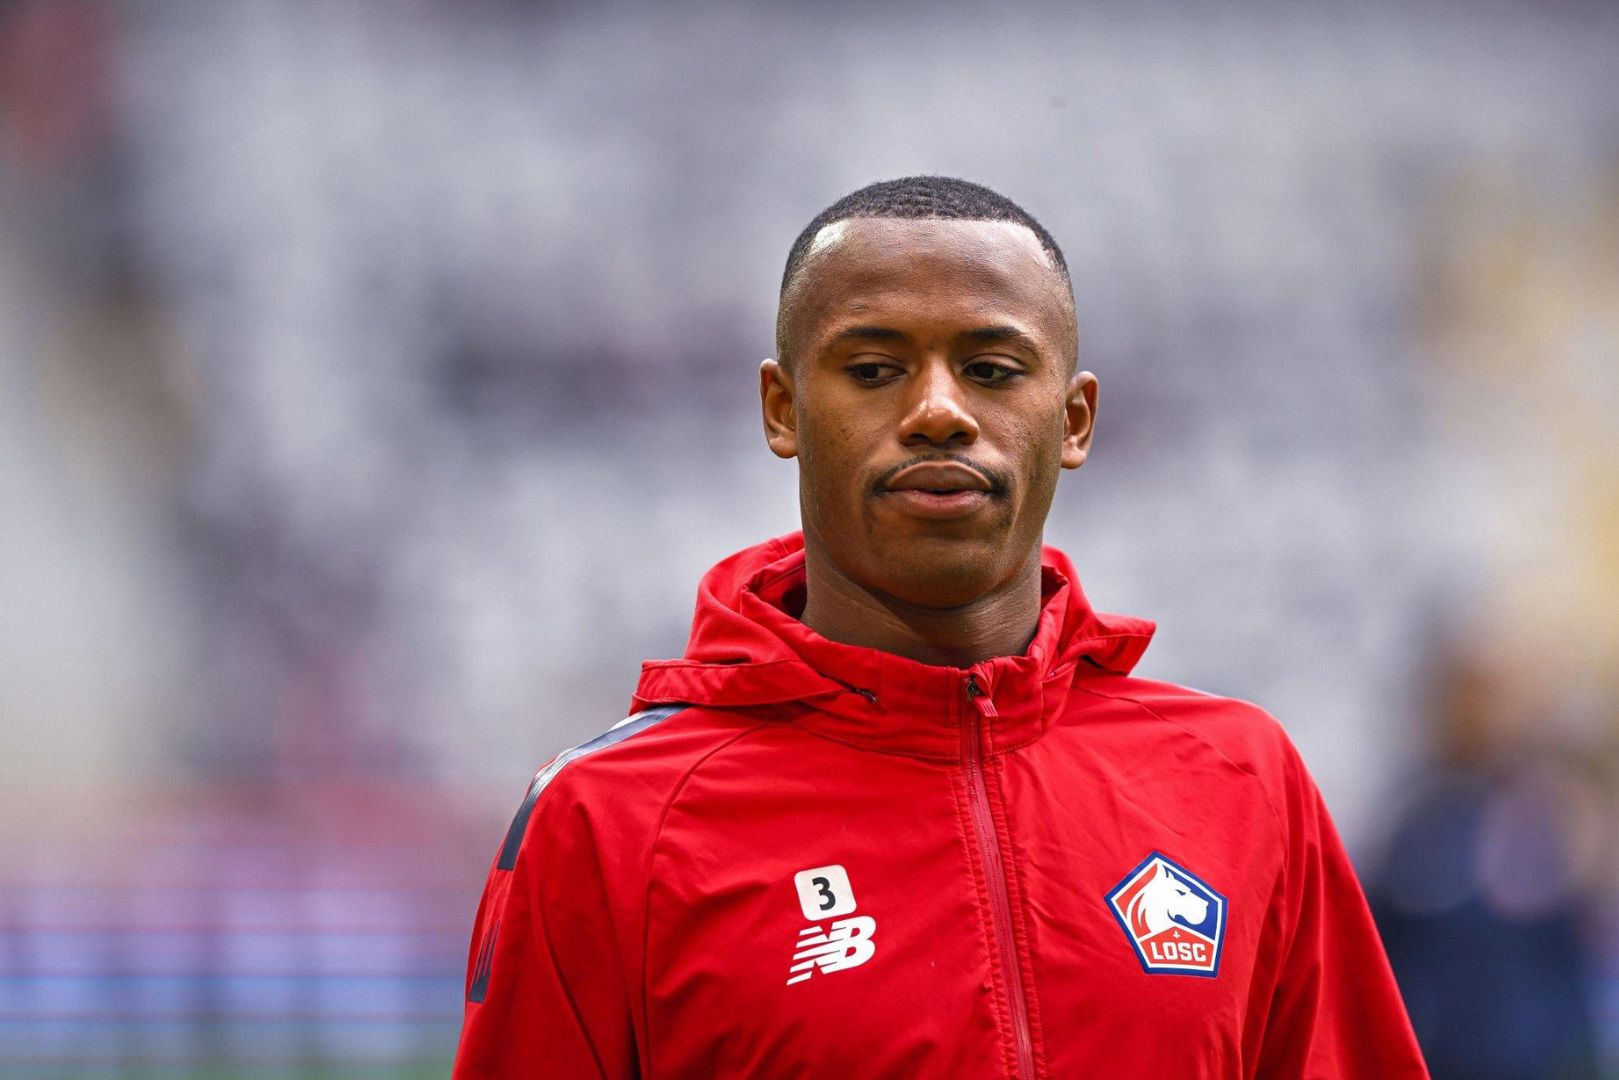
[787,917,877,985]
[786,863,877,985]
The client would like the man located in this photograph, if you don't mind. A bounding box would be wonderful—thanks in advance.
[452,176,1428,1077]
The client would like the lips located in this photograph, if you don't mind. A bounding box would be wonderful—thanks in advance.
[882,462,993,494]
[878,461,994,521]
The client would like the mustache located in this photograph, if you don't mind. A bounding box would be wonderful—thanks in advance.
[871,453,1010,495]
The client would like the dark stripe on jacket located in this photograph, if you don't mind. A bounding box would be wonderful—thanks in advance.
[496,704,688,871]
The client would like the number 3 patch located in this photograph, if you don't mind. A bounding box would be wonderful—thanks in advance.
[793,864,857,919]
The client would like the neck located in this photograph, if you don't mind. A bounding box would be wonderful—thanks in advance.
[798,540,1044,668]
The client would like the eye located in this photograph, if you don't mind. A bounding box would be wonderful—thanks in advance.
[965,359,1021,383]
[847,361,898,385]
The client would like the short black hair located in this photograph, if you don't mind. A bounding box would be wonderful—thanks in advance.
[779,175,1070,299]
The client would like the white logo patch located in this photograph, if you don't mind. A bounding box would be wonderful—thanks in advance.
[787,864,876,985]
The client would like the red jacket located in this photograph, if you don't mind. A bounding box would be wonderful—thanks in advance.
[453,531,1428,1078]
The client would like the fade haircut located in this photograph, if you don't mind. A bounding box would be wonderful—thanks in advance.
[775,175,1074,367]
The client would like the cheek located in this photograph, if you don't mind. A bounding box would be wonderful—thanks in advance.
[796,411,866,510]
[1006,402,1068,495]
[799,393,876,471]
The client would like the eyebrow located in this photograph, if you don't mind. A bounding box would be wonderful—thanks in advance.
[829,325,909,345]
[825,324,1042,353]
[960,325,1042,354]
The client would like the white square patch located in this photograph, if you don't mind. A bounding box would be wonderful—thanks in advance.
[793,864,856,920]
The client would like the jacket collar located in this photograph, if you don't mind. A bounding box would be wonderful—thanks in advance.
[633,531,1155,763]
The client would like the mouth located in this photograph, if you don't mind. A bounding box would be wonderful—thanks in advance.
[877,488,992,520]
[876,460,998,521]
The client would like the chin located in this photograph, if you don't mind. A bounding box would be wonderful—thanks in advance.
[865,547,1004,610]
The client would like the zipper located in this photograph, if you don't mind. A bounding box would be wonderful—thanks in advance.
[963,674,1037,1080]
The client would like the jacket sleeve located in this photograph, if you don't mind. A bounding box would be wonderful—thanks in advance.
[1255,743,1429,1079]
[451,767,640,1079]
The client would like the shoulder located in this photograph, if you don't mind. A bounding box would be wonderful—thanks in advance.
[1070,673,1308,794]
[498,703,774,874]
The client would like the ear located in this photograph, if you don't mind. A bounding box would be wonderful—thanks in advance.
[1060,370,1098,470]
[760,358,799,459]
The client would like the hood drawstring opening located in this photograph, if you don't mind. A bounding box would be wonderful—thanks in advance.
[826,675,879,705]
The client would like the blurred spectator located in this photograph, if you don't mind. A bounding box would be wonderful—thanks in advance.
[1371,637,1607,1078]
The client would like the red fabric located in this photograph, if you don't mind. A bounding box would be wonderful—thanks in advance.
[452,531,1428,1078]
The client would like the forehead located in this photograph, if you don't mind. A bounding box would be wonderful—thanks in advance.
[786,218,1070,351]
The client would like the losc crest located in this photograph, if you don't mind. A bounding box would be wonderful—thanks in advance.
[1105,852,1227,977]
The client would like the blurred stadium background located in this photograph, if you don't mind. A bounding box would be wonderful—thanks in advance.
[1,0,1615,1076]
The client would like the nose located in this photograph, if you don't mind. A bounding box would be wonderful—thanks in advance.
[897,359,979,447]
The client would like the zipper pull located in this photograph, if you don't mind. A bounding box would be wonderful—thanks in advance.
[964,674,998,718]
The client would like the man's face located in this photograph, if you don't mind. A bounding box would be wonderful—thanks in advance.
[761,217,1097,609]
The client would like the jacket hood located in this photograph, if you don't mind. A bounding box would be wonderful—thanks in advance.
[632,531,1155,761]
